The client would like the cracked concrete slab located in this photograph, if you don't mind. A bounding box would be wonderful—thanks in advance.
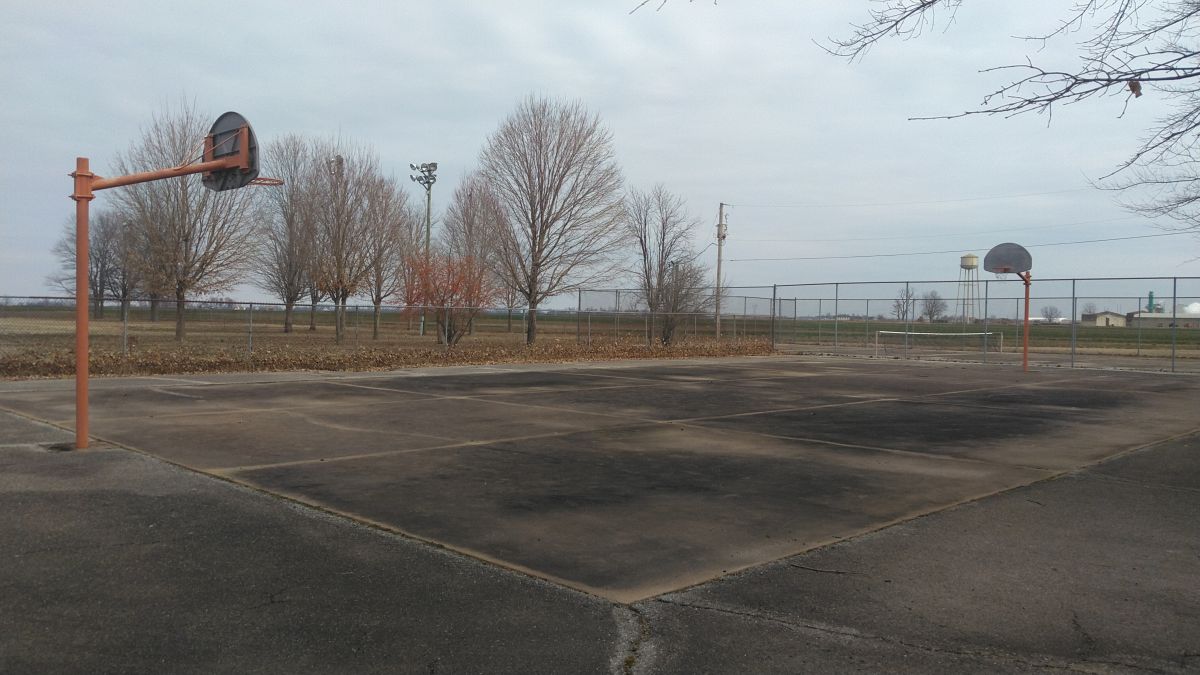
[0,439,618,674]
[228,423,1049,601]
[3,357,1199,672]
[645,434,1200,673]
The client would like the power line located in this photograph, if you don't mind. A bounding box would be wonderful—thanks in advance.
[729,231,1194,262]
[727,187,1093,210]
[736,216,1141,243]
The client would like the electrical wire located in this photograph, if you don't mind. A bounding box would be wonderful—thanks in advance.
[728,231,1195,262]
[726,188,1093,210]
[735,216,1142,243]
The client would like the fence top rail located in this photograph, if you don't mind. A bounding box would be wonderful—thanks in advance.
[774,275,1200,288]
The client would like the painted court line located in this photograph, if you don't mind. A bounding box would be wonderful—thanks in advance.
[208,422,661,474]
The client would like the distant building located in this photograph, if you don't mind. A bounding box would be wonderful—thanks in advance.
[1126,310,1200,329]
[1080,311,1126,328]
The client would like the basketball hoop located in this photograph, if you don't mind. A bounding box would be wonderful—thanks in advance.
[249,177,284,186]
[984,242,1034,372]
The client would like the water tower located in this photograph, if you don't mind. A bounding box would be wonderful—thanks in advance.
[957,253,980,323]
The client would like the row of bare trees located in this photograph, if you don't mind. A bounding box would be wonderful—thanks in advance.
[49,96,714,347]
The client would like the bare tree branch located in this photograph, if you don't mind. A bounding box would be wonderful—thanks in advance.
[110,101,258,340]
[480,96,626,343]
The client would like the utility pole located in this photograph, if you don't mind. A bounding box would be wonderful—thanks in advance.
[409,162,438,336]
[715,202,727,338]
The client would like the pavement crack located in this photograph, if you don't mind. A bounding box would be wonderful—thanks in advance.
[1084,472,1200,496]
[788,563,863,576]
[653,598,1168,673]
[1071,611,1097,656]
[610,605,651,675]
[246,585,299,611]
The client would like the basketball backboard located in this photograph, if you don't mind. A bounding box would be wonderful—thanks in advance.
[984,242,1032,274]
[202,111,259,191]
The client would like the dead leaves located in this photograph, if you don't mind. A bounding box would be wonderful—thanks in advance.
[0,338,773,378]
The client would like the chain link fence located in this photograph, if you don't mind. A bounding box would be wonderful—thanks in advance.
[3,275,1198,374]
[769,276,1200,373]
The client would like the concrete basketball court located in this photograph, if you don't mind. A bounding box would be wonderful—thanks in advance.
[2,355,1199,672]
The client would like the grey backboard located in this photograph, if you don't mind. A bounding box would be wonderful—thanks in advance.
[202,111,259,191]
[984,242,1032,274]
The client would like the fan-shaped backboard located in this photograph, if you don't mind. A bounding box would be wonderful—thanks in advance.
[202,111,259,191]
[984,242,1032,274]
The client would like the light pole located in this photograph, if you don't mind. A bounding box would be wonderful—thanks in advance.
[409,162,437,336]
[715,203,727,339]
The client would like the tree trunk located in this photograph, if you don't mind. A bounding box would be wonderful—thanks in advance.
[525,305,538,344]
[372,303,382,340]
[93,296,104,320]
[334,298,346,344]
[174,289,187,341]
[283,300,295,333]
[149,294,160,322]
[120,297,131,322]
[309,291,319,331]
[506,308,513,333]
[662,314,676,346]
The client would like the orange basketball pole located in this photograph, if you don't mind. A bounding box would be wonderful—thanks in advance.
[68,127,253,449]
[1020,271,1032,373]
[71,159,94,449]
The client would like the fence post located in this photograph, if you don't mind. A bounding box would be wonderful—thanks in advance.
[121,301,129,357]
[354,305,359,347]
[793,299,798,344]
[1172,277,1178,372]
[833,283,840,350]
[1136,295,1142,357]
[904,281,911,359]
[1070,279,1076,368]
[248,302,254,359]
[576,290,582,344]
[864,298,870,348]
[982,280,990,362]
[587,311,592,345]
[615,290,621,339]
[770,284,777,346]
[645,311,650,345]
[817,299,822,346]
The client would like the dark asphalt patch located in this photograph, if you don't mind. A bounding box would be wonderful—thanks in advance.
[229,424,1046,601]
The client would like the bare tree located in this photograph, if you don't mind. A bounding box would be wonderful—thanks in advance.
[1042,305,1064,322]
[480,96,626,343]
[257,135,318,333]
[829,2,1200,230]
[443,171,504,265]
[921,290,948,322]
[443,171,508,336]
[624,185,709,344]
[359,175,414,339]
[102,209,144,322]
[111,102,258,340]
[497,283,527,333]
[892,286,916,321]
[311,140,380,343]
[1082,301,1099,315]
[48,210,118,319]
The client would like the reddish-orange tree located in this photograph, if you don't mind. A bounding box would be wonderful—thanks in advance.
[413,252,499,348]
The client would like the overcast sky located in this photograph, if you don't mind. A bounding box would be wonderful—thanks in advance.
[2,1,1197,306]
